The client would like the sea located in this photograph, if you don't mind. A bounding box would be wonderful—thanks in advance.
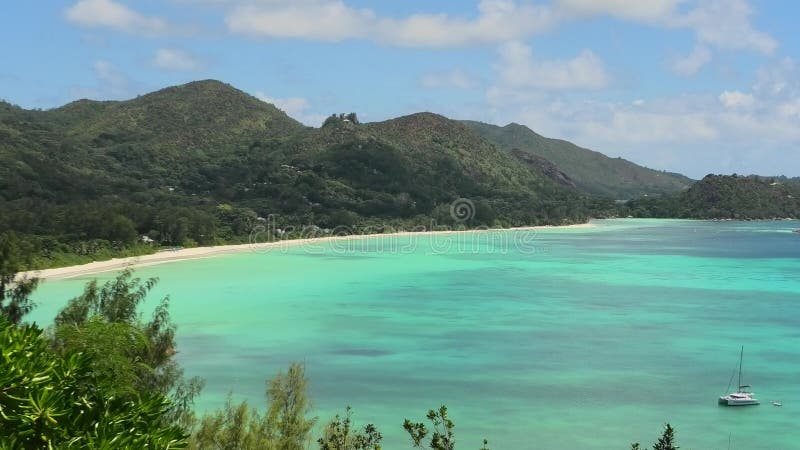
[27,219,800,449]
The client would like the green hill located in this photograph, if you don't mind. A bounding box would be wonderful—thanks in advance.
[624,174,800,219]
[463,120,693,199]
[1,80,307,201]
[0,81,614,268]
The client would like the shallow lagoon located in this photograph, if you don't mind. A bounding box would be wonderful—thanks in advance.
[29,219,800,449]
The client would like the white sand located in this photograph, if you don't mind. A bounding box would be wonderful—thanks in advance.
[19,223,594,281]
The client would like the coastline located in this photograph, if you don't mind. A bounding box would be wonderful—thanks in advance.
[20,222,595,281]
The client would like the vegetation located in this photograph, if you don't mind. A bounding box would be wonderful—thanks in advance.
[190,363,316,450]
[0,232,39,324]
[317,406,382,450]
[463,120,693,199]
[1,80,618,270]
[0,318,188,449]
[624,174,800,219]
[403,405,459,450]
[4,78,800,272]
[631,423,678,450]
[51,268,204,428]
[1,262,201,449]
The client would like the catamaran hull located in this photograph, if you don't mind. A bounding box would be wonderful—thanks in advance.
[719,396,760,406]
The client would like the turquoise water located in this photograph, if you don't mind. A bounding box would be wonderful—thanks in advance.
[28,219,800,449]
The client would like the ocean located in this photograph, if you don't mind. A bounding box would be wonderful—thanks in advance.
[27,219,800,449]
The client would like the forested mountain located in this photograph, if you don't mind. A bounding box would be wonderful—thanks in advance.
[0,80,615,268]
[777,176,800,189]
[463,120,693,199]
[1,80,306,203]
[624,174,800,219]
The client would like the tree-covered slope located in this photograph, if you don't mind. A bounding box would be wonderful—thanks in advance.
[366,113,559,196]
[463,120,693,199]
[0,81,615,268]
[1,80,307,201]
[51,79,306,143]
[624,174,800,219]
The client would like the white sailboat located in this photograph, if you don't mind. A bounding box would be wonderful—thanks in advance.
[719,346,759,406]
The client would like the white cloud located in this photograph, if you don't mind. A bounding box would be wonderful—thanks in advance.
[206,0,780,69]
[555,0,776,56]
[671,45,712,76]
[750,58,800,125]
[226,0,374,41]
[778,100,800,119]
[379,0,559,47]
[255,93,310,115]
[226,0,558,47]
[632,99,645,106]
[487,59,800,176]
[554,0,683,22]
[501,98,740,177]
[753,57,800,98]
[495,41,610,90]
[583,110,718,144]
[719,90,754,108]
[255,92,326,125]
[152,48,203,71]
[553,0,776,81]
[420,70,477,89]
[675,0,777,54]
[93,61,132,97]
[65,0,168,36]
[71,60,136,100]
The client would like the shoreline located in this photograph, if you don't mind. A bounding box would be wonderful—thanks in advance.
[20,222,595,281]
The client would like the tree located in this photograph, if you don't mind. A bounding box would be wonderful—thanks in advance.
[105,213,139,244]
[403,405,455,450]
[403,406,491,450]
[52,268,203,428]
[473,199,496,226]
[0,318,188,448]
[317,406,382,450]
[403,405,456,450]
[653,423,678,450]
[190,395,272,450]
[0,232,39,325]
[266,363,317,450]
[632,423,678,450]
[190,362,317,450]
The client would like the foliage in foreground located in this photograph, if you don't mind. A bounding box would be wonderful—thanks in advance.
[631,423,678,450]
[403,405,490,450]
[0,318,188,449]
[190,363,317,450]
[317,406,382,450]
[50,268,204,430]
[0,232,39,325]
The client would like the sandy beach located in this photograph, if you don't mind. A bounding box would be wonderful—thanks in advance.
[20,222,594,281]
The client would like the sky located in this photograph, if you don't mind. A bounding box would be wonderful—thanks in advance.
[1,1,799,178]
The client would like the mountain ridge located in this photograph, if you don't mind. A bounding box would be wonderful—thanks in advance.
[4,79,799,269]
[0,79,616,269]
[462,120,693,199]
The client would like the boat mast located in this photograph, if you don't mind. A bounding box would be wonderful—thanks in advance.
[738,346,743,389]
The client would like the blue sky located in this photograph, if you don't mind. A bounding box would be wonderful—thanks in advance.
[1,1,799,178]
